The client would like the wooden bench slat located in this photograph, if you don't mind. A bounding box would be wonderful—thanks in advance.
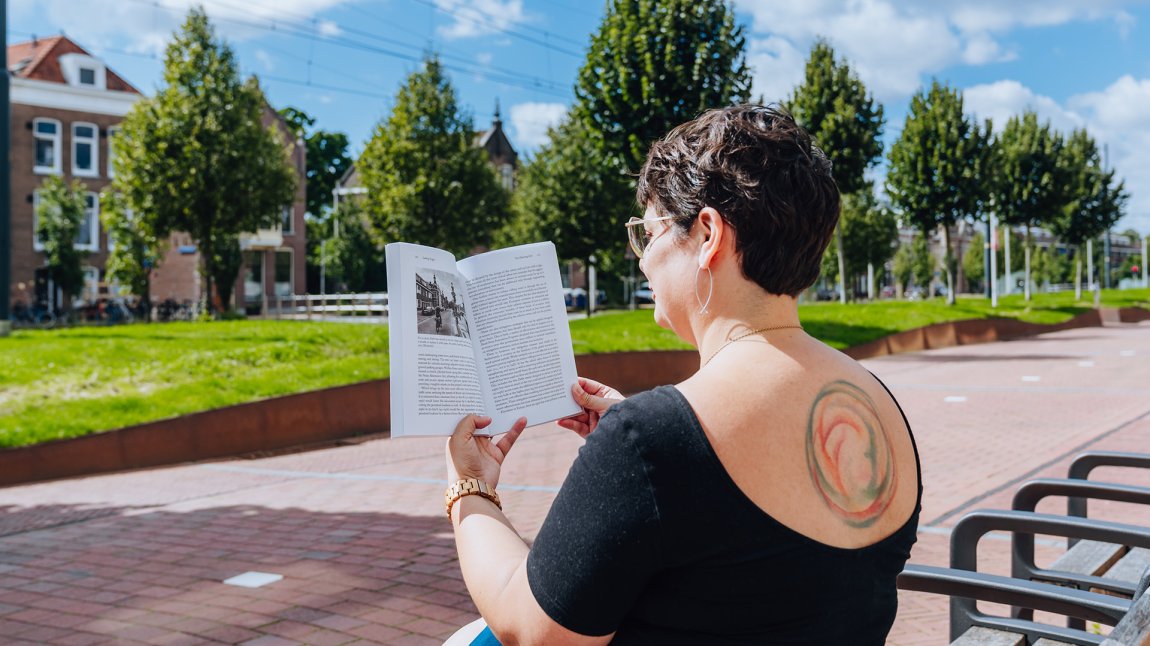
[952,626,1026,646]
[1105,547,1150,585]
[1049,540,1128,576]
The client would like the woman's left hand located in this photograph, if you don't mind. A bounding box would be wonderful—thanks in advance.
[446,414,528,488]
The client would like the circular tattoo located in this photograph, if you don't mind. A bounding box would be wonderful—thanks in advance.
[805,380,897,528]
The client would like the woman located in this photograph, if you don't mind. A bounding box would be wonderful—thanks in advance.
[445,105,921,645]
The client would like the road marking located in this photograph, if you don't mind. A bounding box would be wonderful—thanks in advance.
[1121,350,1137,357]
[944,396,967,403]
[223,572,283,588]
[1078,361,1095,367]
[1022,376,1041,382]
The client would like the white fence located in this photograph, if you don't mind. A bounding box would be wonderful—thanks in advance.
[265,293,389,322]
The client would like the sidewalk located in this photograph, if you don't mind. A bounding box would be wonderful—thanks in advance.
[1,322,1149,644]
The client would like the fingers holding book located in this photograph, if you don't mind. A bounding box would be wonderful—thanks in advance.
[446,414,528,488]
[557,378,625,438]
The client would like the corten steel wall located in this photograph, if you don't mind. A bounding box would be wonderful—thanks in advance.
[0,309,1144,488]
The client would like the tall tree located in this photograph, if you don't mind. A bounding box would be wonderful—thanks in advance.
[573,0,752,174]
[1048,128,1129,299]
[278,106,352,219]
[112,7,297,313]
[886,80,994,304]
[819,187,898,299]
[35,176,87,312]
[507,117,632,315]
[100,191,165,320]
[992,111,1071,301]
[788,39,885,303]
[359,55,510,257]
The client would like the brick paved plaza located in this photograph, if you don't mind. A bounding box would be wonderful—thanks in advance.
[1,321,1149,645]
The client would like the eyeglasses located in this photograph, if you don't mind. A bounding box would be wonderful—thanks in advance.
[625,215,674,259]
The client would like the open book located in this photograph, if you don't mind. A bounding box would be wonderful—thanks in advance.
[384,241,581,437]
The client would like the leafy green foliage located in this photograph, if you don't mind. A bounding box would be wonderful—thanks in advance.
[787,40,884,196]
[1049,128,1128,248]
[573,0,752,174]
[962,232,985,291]
[112,7,297,312]
[34,175,87,305]
[788,41,885,303]
[910,233,937,291]
[358,56,510,257]
[886,80,994,303]
[100,191,165,316]
[278,106,353,219]
[507,118,633,273]
[313,200,385,293]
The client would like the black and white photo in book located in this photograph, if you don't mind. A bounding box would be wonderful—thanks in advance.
[415,269,471,339]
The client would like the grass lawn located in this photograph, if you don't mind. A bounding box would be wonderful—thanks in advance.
[2,287,1147,448]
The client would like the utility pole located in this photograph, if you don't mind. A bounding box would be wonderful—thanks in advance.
[0,0,12,337]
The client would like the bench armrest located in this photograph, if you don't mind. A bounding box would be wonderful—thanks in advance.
[898,564,1128,643]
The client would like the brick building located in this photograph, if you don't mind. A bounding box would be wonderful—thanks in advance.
[6,36,306,315]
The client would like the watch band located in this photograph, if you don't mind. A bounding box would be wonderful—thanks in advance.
[445,478,501,519]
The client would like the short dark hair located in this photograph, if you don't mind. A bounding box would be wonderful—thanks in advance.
[636,104,840,296]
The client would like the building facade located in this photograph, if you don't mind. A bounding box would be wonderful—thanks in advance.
[6,36,306,315]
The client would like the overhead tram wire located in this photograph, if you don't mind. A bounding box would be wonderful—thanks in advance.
[403,0,586,55]
[110,0,571,99]
[203,0,574,94]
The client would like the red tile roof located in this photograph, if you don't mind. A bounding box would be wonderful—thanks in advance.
[7,35,140,94]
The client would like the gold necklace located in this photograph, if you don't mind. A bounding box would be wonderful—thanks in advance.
[702,324,803,367]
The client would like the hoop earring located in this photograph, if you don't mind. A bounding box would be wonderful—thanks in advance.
[695,266,713,314]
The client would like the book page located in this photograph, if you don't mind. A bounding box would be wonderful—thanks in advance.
[385,243,486,437]
[457,242,580,433]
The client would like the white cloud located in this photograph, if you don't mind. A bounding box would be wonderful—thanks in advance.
[15,0,356,57]
[963,80,1083,132]
[963,76,1150,234]
[254,49,275,72]
[433,0,528,40]
[733,0,1135,104]
[746,36,805,103]
[1115,10,1137,39]
[477,52,494,66]
[508,102,567,151]
[317,19,341,38]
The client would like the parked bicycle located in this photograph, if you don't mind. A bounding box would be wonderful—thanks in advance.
[11,301,57,329]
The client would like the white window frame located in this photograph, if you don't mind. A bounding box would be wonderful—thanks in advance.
[32,190,44,252]
[72,122,99,178]
[107,126,120,178]
[281,205,294,234]
[79,192,100,252]
[33,118,62,175]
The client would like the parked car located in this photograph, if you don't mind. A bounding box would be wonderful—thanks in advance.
[815,287,840,301]
[633,281,654,304]
[563,288,607,309]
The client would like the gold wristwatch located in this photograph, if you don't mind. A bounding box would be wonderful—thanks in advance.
[445,478,501,519]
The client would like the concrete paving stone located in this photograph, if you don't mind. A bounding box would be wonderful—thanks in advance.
[51,632,115,646]
[311,614,368,631]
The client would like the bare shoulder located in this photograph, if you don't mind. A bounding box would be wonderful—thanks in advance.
[678,340,919,548]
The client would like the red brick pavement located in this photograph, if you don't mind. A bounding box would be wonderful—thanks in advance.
[0,322,1148,644]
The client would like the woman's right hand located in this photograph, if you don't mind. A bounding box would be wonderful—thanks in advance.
[558,377,624,438]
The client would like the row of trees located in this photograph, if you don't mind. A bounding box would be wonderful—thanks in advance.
[35,1,1134,317]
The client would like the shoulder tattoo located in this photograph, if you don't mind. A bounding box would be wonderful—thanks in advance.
[805,380,898,528]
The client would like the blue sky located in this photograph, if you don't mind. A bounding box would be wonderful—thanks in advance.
[12,0,1150,233]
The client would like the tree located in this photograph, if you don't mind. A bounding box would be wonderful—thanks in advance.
[100,191,165,320]
[911,234,937,295]
[573,0,752,175]
[1048,128,1128,299]
[312,199,385,293]
[886,80,994,304]
[507,117,632,314]
[962,232,985,293]
[34,176,87,311]
[992,111,1071,301]
[112,7,297,313]
[359,55,510,257]
[788,39,885,303]
[278,106,352,219]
